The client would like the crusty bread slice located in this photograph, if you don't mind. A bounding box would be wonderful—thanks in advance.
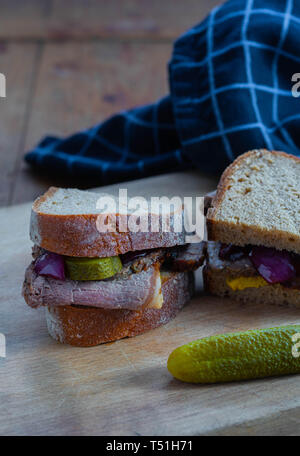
[203,242,300,308]
[30,187,187,257]
[45,271,194,346]
[207,149,300,254]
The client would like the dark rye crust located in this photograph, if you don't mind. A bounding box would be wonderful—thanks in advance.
[206,149,300,254]
[45,271,195,347]
[30,187,187,258]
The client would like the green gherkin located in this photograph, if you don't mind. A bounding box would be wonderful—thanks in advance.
[65,255,122,281]
[167,326,300,383]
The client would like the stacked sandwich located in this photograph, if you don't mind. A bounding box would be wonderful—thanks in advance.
[23,187,204,346]
[23,149,300,347]
[205,149,300,308]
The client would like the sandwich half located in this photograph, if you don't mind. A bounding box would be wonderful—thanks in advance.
[23,187,204,346]
[205,149,300,308]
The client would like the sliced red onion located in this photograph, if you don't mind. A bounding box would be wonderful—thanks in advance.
[249,246,295,284]
[34,252,65,280]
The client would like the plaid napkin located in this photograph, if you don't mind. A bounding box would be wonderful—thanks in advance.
[25,0,300,184]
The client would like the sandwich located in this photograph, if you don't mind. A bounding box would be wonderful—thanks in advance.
[204,149,300,308]
[23,187,205,346]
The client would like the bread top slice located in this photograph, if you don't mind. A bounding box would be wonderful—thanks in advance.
[207,149,300,254]
[30,187,187,257]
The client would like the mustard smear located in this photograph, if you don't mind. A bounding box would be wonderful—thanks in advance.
[227,276,267,291]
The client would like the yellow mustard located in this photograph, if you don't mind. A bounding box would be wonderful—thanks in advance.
[227,276,268,291]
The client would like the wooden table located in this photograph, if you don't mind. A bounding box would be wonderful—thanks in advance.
[0,0,219,208]
[2,1,300,437]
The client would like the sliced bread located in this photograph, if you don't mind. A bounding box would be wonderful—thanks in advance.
[30,187,187,257]
[207,149,300,254]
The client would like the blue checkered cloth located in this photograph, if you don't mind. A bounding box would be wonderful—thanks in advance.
[25,0,300,184]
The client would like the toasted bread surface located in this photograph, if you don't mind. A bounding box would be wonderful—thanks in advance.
[207,149,300,253]
[45,271,194,346]
[30,187,187,257]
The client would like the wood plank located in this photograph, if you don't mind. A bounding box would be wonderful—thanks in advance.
[0,0,51,39]
[1,173,300,436]
[0,42,39,206]
[0,0,220,40]
[204,408,300,436]
[11,41,173,205]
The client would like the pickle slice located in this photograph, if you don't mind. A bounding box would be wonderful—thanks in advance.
[65,255,122,281]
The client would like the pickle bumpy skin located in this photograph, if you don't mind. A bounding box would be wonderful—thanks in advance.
[167,326,300,383]
[65,256,123,281]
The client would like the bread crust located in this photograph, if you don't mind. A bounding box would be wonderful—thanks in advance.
[207,149,300,253]
[30,187,187,257]
[45,271,194,346]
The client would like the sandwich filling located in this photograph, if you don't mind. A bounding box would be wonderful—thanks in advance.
[207,242,300,291]
[23,243,204,311]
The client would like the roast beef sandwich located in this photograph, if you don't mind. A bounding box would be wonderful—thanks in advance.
[205,149,300,308]
[23,187,204,346]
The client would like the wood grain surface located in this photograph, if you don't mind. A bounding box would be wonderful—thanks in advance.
[1,172,300,436]
[0,43,39,207]
[0,0,219,208]
[0,0,219,40]
[11,40,172,205]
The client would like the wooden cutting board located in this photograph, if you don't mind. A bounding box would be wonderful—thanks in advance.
[1,170,300,436]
